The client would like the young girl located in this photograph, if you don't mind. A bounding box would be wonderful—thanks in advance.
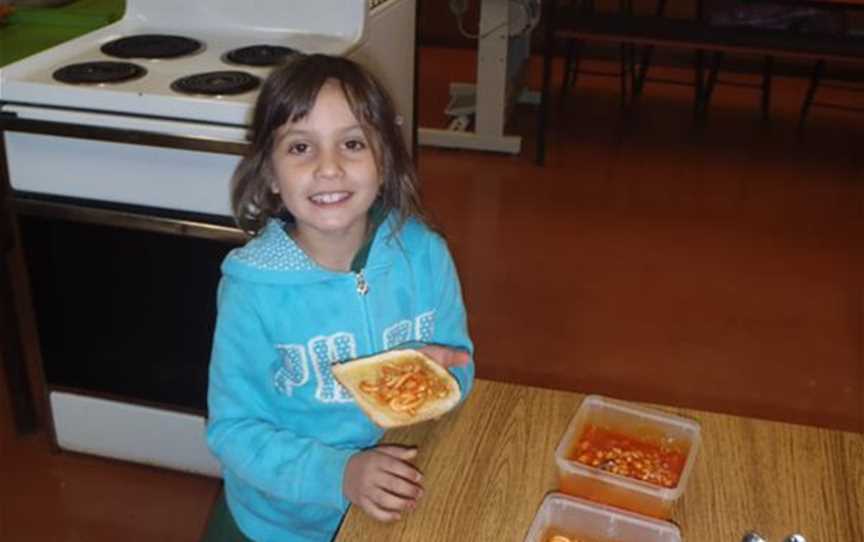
[204,54,475,542]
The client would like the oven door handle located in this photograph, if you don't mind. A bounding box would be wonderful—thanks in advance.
[0,107,249,156]
[14,196,247,244]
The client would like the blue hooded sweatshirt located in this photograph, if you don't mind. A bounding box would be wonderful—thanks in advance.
[206,214,475,542]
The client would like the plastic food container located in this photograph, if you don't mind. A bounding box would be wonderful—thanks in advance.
[523,492,682,542]
[554,395,701,519]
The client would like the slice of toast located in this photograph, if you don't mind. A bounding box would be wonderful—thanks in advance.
[332,349,461,428]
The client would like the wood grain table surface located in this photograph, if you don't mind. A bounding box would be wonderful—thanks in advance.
[334,379,863,542]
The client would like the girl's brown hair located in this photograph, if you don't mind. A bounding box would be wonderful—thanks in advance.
[231,54,424,236]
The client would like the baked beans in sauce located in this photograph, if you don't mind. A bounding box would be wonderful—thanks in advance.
[568,424,687,488]
[358,359,450,417]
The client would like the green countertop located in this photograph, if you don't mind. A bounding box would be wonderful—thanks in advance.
[0,0,125,68]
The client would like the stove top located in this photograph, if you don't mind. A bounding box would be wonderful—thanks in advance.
[52,61,148,85]
[0,25,357,126]
[223,45,301,67]
[101,34,204,60]
[171,71,261,96]
[0,0,371,126]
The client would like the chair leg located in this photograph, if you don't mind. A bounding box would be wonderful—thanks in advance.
[571,41,584,89]
[693,49,705,121]
[536,39,554,166]
[798,59,825,139]
[761,55,774,122]
[633,46,654,99]
[699,51,723,125]
[692,0,707,122]
[619,43,634,111]
[535,0,559,166]
[560,39,584,107]
[634,0,668,99]
[561,39,574,99]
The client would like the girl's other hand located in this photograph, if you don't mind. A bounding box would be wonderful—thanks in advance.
[343,445,424,522]
[418,344,470,369]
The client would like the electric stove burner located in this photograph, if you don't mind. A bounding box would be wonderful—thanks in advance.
[101,34,203,59]
[52,61,147,84]
[224,45,301,67]
[170,71,261,96]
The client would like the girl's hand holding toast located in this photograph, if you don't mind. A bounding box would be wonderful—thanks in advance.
[418,344,470,369]
[343,445,424,522]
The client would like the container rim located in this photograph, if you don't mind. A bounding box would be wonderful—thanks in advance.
[523,491,683,542]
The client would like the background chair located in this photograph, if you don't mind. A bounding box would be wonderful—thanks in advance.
[700,0,848,124]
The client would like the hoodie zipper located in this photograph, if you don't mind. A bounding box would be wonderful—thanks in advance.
[355,270,369,296]
[355,269,375,351]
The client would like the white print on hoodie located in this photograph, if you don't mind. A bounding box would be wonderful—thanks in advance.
[273,310,435,402]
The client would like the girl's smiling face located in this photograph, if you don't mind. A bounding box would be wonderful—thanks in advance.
[270,80,381,256]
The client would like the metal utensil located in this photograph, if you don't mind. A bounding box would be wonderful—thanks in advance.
[741,532,767,542]
[783,535,807,542]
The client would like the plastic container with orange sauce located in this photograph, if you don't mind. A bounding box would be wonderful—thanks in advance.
[523,492,682,542]
[554,395,701,519]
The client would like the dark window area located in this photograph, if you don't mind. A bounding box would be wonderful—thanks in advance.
[19,213,236,412]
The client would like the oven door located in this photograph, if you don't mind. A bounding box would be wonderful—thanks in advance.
[16,197,243,476]
[2,110,249,476]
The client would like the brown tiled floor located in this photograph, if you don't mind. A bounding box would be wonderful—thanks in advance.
[1,46,862,540]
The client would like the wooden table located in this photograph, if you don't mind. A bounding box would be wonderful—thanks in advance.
[335,379,864,542]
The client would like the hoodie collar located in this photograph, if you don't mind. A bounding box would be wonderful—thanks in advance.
[225,208,395,282]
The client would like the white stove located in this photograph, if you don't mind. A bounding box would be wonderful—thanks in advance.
[0,0,410,123]
[1,0,416,216]
[0,0,416,477]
